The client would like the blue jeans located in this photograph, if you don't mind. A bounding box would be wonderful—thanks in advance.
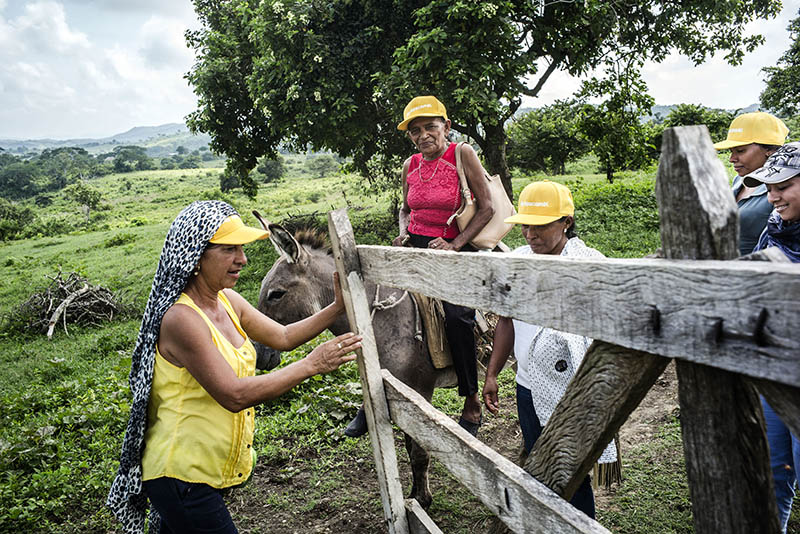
[517,384,596,519]
[143,477,238,534]
[762,398,800,533]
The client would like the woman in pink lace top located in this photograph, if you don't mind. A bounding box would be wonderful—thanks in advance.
[395,96,494,436]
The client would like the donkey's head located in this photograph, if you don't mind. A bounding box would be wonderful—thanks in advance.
[252,211,348,369]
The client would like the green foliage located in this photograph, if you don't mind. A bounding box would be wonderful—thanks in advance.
[186,0,780,198]
[0,371,129,532]
[305,154,339,178]
[761,9,800,116]
[578,66,655,182]
[179,154,202,169]
[507,101,588,175]
[63,182,103,221]
[256,155,286,183]
[662,104,735,146]
[570,177,661,257]
[107,145,155,173]
[0,161,42,199]
[0,198,33,241]
[102,232,137,248]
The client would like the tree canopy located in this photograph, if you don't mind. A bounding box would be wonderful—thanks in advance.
[186,0,781,198]
[506,100,587,175]
[761,9,800,117]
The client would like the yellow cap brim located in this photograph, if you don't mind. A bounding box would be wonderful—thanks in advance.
[713,139,751,150]
[504,213,563,225]
[397,113,445,131]
[209,215,270,244]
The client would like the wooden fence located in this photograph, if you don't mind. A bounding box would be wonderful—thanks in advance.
[326,125,800,534]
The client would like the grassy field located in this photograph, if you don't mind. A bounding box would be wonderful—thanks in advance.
[1,153,794,533]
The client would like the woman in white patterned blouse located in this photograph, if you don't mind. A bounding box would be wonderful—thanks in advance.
[482,180,616,519]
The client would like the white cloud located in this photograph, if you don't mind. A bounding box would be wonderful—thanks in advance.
[0,1,197,139]
[139,16,194,69]
[15,1,89,53]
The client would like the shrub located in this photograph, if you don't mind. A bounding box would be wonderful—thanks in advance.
[570,178,660,258]
[102,232,136,248]
[0,198,33,241]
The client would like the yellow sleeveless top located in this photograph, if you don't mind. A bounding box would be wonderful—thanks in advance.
[142,291,256,488]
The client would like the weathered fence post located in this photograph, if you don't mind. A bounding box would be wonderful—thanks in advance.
[328,209,410,534]
[524,342,670,499]
[656,125,779,532]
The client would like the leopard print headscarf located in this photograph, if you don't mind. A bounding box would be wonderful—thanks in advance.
[106,200,237,533]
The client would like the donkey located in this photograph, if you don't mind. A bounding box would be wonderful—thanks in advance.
[252,218,456,508]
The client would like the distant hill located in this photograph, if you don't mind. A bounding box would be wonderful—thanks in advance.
[0,123,213,158]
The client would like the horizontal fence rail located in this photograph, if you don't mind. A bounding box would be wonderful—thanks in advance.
[357,246,800,387]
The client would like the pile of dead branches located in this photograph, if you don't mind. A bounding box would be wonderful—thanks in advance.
[16,271,132,338]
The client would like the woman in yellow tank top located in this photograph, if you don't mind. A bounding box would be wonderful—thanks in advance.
[107,201,361,534]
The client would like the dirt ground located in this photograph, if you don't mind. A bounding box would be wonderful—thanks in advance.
[227,363,682,533]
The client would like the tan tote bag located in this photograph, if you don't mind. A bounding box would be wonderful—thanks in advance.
[447,142,516,250]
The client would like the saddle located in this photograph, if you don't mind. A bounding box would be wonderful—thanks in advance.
[410,293,453,369]
[410,294,493,370]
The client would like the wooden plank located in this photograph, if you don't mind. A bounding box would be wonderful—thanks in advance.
[524,342,671,499]
[356,246,800,386]
[405,499,443,534]
[328,209,409,534]
[382,370,610,534]
[657,125,778,534]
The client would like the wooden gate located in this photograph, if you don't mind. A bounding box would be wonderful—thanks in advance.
[326,125,800,534]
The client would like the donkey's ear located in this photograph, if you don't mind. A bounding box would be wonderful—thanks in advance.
[252,210,270,231]
[253,210,299,263]
[268,224,303,264]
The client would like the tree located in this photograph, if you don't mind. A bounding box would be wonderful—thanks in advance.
[112,146,154,173]
[506,100,587,175]
[578,63,654,182]
[0,162,41,199]
[305,154,339,178]
[179,155,202,169]
[663,104,734,143]
[36,147,99,191]
[63,181,102,222]
[256,155,286,183]
[186,0,780,198]
[761,9,800,116]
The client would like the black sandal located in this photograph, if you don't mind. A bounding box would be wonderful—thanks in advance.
[458,416,482,437]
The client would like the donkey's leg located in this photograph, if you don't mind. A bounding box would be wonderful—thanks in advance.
[404,433,432,509]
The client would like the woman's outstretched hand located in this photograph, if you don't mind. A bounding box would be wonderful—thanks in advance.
[307,332,361,374]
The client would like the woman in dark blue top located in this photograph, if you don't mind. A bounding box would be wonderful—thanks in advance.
[744,142,800,533]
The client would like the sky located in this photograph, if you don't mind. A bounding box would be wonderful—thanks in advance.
[0,0,798,140]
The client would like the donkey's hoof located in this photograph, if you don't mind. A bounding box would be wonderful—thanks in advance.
[410,493,432,510]
[344,407,368,438]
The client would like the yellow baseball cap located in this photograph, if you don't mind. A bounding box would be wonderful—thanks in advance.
[209,215,270,244]
[504,181,574,225]
[397,96,448,131]
[713,112,789,150]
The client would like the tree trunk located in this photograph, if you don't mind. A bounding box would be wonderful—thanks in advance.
[481,122,513,201]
